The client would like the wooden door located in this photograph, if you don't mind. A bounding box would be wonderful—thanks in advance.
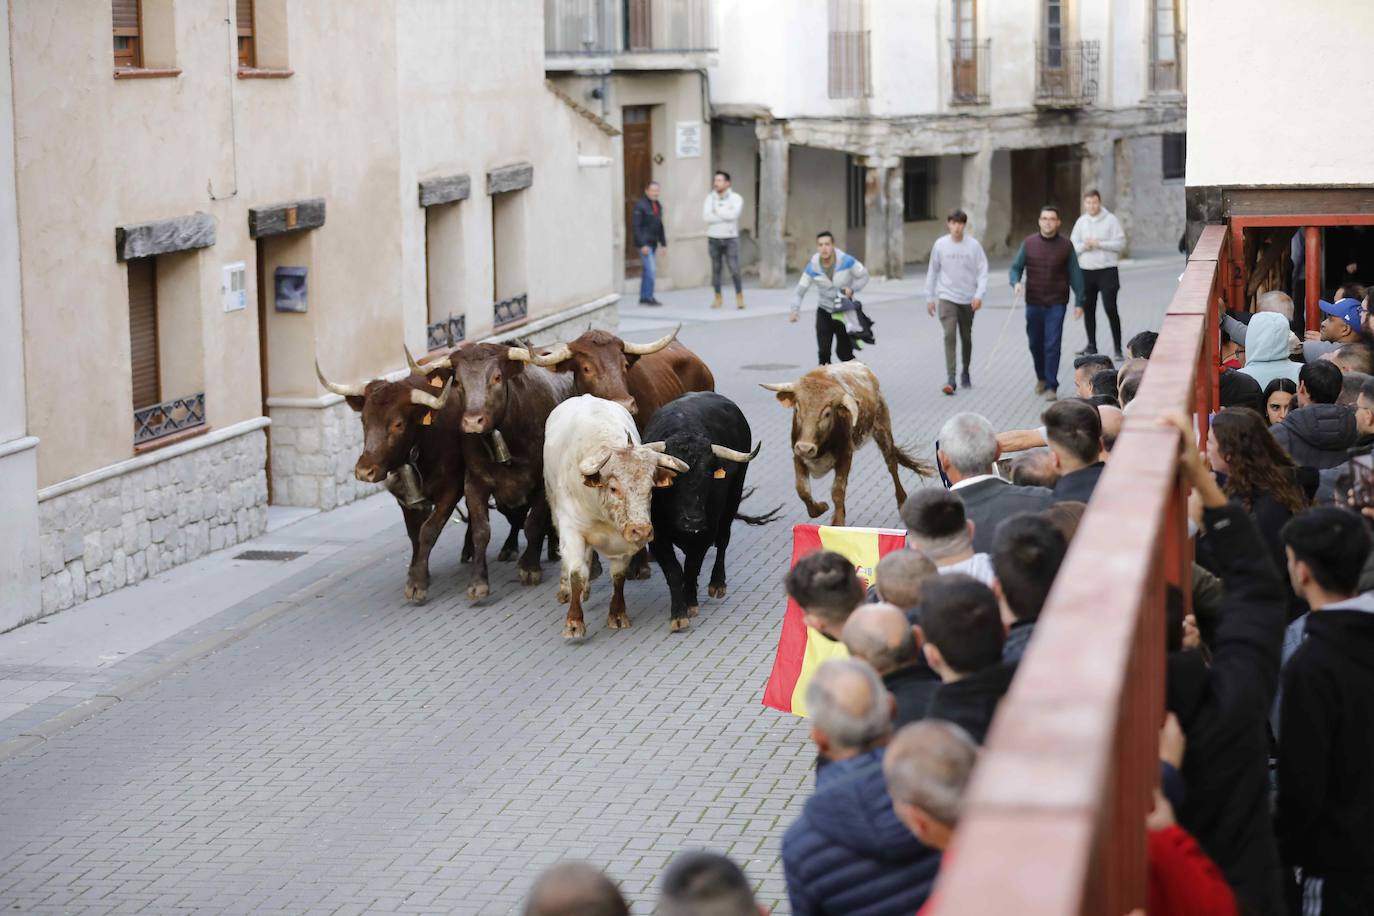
[623,106,652,274]
[952,0,977,97]
[127,257,159,411]
[627,0,651,50]
[255,240,273,501]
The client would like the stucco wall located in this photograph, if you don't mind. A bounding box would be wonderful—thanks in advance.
[784,146,852,268]
[1187,0,1371,187]
[1120,134,1186,253]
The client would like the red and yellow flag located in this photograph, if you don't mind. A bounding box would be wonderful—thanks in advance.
[762,523,908,716]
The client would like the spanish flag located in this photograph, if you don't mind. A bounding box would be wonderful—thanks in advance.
[762,524,908,716]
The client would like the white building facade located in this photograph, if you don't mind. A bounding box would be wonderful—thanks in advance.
[708,0,1188,282]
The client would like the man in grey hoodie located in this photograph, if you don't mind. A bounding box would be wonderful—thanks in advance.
[1239,311,1303,389]
[1070,190,1128,359]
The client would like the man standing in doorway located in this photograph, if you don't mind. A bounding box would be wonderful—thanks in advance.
[1010,205,1084,401]
[703,171,745,309]
[925,209,989,396]
[1070,189,1127,359]
[631,180,666,307]
[791,230,870,365]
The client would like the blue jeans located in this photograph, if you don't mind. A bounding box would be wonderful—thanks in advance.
[638,246,656,301]
[1025,302,1067,390]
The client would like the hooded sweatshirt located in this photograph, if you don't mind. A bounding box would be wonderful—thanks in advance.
[1070,207,1127,271]
[1238,311,1302,389]
[1270,403,1358,470]
[1277,592,1374,876]
[782,747,941,916]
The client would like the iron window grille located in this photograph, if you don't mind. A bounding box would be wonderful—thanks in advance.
[493,293,529,328]
[544,0,715,55]
[1035,40,1100,108]
[903,158,935,222]
[949,39,990,105]
[426,314,467,351]
[134,392,205,446]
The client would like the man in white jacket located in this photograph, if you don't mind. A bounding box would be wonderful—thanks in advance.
[924,209,989,395]
[702,171,745,309]
[1069,190,1127,360]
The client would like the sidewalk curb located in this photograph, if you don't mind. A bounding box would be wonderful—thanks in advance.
[0,535,397,766]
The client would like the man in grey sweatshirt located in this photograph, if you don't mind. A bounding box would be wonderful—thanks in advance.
[924,209,989,395]
[1069,190,1127,359]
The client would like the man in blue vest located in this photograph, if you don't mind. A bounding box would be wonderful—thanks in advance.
[1009,206,1085,401]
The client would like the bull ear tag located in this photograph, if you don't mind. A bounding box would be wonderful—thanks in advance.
[429,376,444,388]
[712,468,727,479]
[421,410,434,425]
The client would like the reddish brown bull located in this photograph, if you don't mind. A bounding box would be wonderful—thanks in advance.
[511,324,715,432]
[762,361,935,527]
[407,342,573,601]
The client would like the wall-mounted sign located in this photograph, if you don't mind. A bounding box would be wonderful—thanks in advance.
[675,120,703,159]
[274,266,308,313]
[222,262,247,312]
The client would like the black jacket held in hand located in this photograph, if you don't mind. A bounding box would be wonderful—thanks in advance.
[1277,597,1374,876]
[925,662,1016,745]
[1270,403,1358,470]
[631,195,667,250]
[1166,503,1287,916]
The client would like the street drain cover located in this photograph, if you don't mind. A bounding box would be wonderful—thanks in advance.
[233,550,306,562]
[739,363,799,371]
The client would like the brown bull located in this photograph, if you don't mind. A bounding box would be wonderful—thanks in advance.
[511,324,715,432]
[762,361,934,527]
[407,342,573,601]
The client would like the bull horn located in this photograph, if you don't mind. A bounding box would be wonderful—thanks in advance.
[405,344,450,375]
[578,449,612,477]
[509,343,572,367]
[315,361,367,397]
[622,323,680,356]
[711,442,762,463]
[410,376,452,410]
[641,440,667,452]
[655,454,690,473]
[759,382,797,393]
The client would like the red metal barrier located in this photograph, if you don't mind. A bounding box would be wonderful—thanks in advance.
[930,224,1226,915]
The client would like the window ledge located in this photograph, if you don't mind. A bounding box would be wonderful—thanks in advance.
[133,423,211,455]
[238,67,294,79]
[114,67,182,80]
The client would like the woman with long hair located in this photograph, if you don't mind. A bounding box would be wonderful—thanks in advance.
[1262,377,1298,427]
[1205,406,1308,578]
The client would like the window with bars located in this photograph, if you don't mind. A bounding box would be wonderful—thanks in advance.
[237,0,255,68]
[846,157,866,230]
[128,257,160,411]
[828,0,871,99]
[1162,133,1186,180]
[112,0,142,69]
[903,158,935,222]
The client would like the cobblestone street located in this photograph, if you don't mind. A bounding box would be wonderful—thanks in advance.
[0,256,1182,914]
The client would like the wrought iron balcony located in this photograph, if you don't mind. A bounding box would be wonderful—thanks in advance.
[494,294,529,329]
[545,0,715,57]
[1149,32,1186,95]
[426,314,467,352]
[134,393,206,446]
[1035,40,1100,108]
[949,38,990,105]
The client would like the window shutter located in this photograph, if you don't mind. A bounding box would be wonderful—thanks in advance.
[112,0,140,31]
[237,0,255,66]
[112,0,142,68]
[128,258,160,411]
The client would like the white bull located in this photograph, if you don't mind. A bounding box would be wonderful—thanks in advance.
[543,394,689,639]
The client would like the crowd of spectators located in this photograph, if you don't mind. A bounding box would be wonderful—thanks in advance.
[520,285,1374,915]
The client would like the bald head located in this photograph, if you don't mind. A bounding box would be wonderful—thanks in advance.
[874,549,938,610]
[525,862,629,916]
[805,659,892,754]
[1258,290,1295,320]
[1009,450,1060,489]
[842,603,921,674]
[1097,404,1123,453]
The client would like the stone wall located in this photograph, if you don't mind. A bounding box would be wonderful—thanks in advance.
[36,424,268,617]
[267,401,381,510]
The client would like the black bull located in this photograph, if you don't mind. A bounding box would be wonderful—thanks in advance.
[644,392,779,631]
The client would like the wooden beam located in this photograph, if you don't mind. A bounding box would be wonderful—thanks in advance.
[248,198,326,239]
[115,212,216,261]
[487,163,533,195]
[418,174,471,208]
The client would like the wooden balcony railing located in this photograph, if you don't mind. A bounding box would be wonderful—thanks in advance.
[950,38,990,105]
[931,225,1226,915]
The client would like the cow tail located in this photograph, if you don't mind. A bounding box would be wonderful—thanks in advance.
[895,444,937,477]
[736,505,783,526]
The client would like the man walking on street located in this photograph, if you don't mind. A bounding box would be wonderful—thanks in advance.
[1010,205,1084,401]
[1070,189,1127,359]
[631,180,666,307]
[791,230,870,365]
[925,209,989,395]
[703,171,745,309]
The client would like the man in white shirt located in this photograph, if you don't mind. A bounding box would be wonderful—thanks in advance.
[702,171,745,310]
[1069,189,1127,359]
[899,488,995,586]
[925,209,989,396]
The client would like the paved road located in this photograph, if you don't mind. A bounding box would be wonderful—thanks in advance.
[0,255,1183,914]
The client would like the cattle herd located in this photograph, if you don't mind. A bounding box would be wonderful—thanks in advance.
[315,325,928,640]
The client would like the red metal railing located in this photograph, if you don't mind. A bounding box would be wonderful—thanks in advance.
[930,224,1227,914]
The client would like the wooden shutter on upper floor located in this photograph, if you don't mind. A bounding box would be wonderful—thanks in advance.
[128,257,160,411]
[113,0,142,68]
[237,0,255,67]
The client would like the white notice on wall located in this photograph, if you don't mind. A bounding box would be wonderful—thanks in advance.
[675,121,703,158]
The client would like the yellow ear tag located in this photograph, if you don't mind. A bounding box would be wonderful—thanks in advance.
[429,376,444,389]
[713,467,727,479]
[421,410,434,425]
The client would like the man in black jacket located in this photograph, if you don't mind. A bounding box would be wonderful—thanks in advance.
[1316,374,1374,504]
[1272,360,1358,470]
[631,180,667,306]
[1277,508,1374,914]
[1163,414,1287,916]
[843,602,942,728]
[990,514,1067,662]
[1044,399,1106,502]
[919,574,1014,744]
[937,412,1052,552]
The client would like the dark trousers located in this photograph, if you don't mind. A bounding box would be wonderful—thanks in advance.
[1295,871,1374,915]
[816,309,854,365]
[708,237,742,294]
[1025,302,1067,390]
[1081,267,1122,352]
